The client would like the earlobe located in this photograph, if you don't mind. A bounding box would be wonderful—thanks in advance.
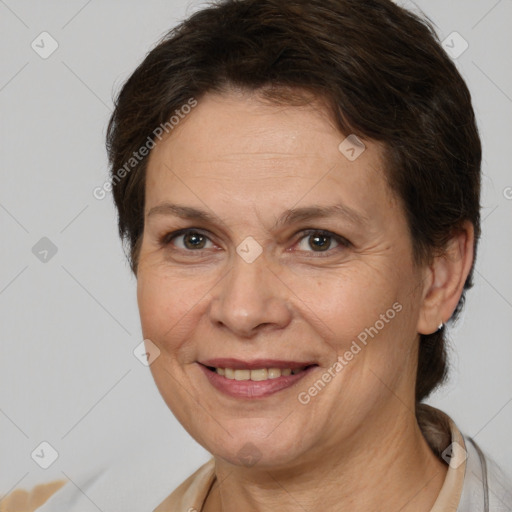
[417,222,475,335]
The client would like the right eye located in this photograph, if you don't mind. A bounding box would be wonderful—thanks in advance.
[160,229,215,251]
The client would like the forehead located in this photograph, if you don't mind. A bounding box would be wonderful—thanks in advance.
[145,92,398,227]
[151,92,379,166]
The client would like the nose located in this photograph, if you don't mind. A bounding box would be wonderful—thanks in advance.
[209,254,293,338]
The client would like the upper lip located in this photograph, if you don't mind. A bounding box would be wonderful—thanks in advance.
[199,358,317,370]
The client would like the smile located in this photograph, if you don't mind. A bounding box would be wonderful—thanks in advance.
[198,359,318,398]
[212,367,306,380]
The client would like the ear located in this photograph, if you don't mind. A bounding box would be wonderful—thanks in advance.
[417,221,475,335]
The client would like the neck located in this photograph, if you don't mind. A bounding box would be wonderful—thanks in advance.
[204,407,448,512]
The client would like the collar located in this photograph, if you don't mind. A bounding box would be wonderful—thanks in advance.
[419,404,466,511]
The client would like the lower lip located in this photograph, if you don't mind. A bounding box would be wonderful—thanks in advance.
[199,364,316,399]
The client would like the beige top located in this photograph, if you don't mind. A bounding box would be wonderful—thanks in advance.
[0,406,467,512]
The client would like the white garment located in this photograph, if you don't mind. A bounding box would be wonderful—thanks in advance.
[458,436,512,511]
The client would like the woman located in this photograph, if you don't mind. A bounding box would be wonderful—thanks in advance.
[2,0,511,510]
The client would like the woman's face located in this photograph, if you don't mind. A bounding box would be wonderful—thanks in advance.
[137,92,428,469]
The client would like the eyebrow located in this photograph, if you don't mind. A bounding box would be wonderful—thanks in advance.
[146,202,369,228]
[275,204,369,228]
[147,203,218,223]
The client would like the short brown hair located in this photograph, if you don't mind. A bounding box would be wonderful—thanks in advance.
[106,0,481,403]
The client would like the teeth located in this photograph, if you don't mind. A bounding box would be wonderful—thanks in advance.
[215,367,305,380]
[250,369,268,381]
[268,368,281,379]
[234,369,250,381]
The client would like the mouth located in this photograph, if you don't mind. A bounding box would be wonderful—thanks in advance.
[197,359,318,398]
[206,366,310,380]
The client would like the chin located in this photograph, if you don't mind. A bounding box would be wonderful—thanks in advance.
[203,427,311,470]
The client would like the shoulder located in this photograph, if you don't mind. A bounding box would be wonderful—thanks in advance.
[154,459,216,511]
[460,435,512,511]
[418,405,512,510]
[0,480,67,512]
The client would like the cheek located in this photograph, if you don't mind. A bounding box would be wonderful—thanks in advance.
[283,264,403,340]
[287,264,416,399]
[136,266,218,350]
[137,271,187,339]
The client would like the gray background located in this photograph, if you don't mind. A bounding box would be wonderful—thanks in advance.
[1,0,511,501]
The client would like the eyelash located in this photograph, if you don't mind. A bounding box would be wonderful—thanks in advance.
[158,228,351,256]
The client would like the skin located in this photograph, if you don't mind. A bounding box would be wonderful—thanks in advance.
[136,91,474,512]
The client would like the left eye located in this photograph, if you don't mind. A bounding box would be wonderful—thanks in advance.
[295,230,348,253]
